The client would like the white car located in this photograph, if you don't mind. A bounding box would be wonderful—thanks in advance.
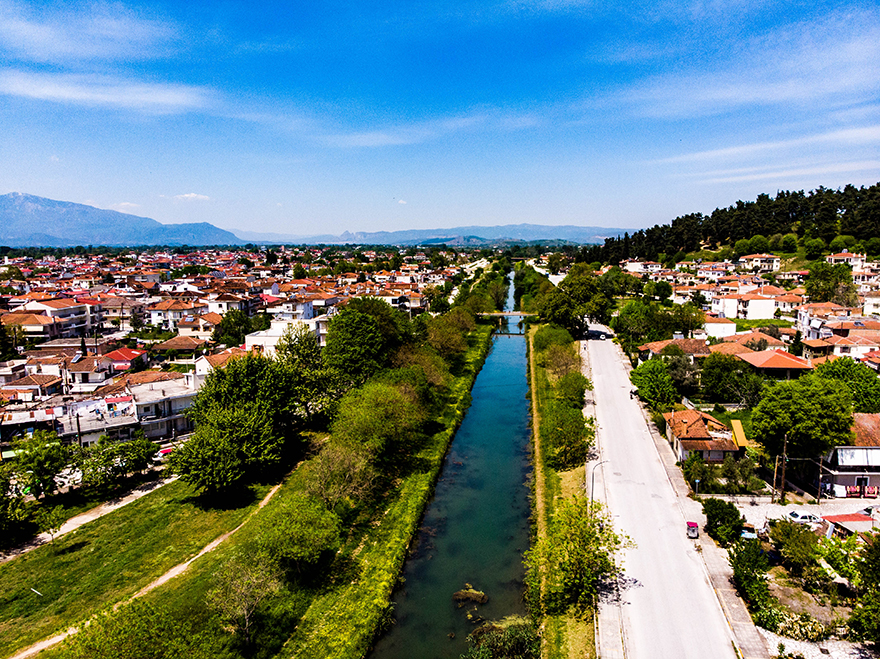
[787,510,821,524]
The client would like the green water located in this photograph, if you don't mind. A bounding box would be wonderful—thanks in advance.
[370,290,531,658]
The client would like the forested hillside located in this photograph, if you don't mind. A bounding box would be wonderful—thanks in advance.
[580,183,880,263]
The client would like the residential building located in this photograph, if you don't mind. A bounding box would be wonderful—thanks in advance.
[662,409,739,464]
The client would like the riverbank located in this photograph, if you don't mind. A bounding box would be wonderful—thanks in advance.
[283,324,495,659]
[527,326,597,659]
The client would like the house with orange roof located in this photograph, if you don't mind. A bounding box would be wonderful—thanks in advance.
[21,298,93,337]
[661,409,739,463]
[1,312,60,342]
[826,250,866,270]
[735,349,813,379]
[739,253,781,272]
[723,330,785,349]
[708,342,754,356]
[637,338,710,362]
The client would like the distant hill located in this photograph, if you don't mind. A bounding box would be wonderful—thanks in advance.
[234,223,629,246]
[0,193,243,247]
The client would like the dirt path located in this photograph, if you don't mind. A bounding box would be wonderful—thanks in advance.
[528,329,547,541]
[0,476,178,565]
[7,481,284,659]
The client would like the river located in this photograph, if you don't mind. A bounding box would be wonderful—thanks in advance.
[369,282,531,658]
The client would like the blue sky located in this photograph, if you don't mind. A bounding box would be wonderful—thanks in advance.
[1,1,878,237]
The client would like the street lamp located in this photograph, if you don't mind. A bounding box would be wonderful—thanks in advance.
[695,478,700,496]
[590,460,609,510]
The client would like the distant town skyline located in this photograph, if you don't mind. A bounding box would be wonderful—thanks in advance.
[1,1,878,236]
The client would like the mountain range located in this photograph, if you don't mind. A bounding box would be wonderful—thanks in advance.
[0,193,628,247]
[0,193,242,247]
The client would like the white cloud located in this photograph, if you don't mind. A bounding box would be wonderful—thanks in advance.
[698,160,880,184]
[0,0,177,64]
[0,70,211,113]
[614,10,880,118]
[174,193,211,201]
[655,126,880,164]
[112,202,140,211]
[323,109,536,147]
[49,155,59,162]
[398,199,407,204]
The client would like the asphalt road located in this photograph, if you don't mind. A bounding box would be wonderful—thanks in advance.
[588,335,737,659]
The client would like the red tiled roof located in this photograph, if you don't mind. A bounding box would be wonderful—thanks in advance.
[736,349,813,370]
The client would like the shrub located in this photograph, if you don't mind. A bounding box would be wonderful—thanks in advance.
[533,325,574,352]
[461,622,540,659]
[541,400,593,471]
[769,520,819,577]
[729,538,771,610]
[557,372,590,407]
[702,498,744,546]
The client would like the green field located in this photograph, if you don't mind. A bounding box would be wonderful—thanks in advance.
[0,479,269,658]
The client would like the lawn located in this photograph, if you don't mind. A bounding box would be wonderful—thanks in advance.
[711,407,754,440]
[733,318,794,332]
[0,478,269,658]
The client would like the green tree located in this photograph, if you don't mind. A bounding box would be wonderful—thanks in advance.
[770,519,819,576]
[539,264,612,335]
[672,302,705,338]
[332,381,424,461]
[211,309,254,347]
[699,353,740,402]
[275,324,320,369]
[0,463,26,538]
[302,441,375,510]
[525,497,624,615]
[259,493,341,570]
[781,233,798,252]
[323,309,385,383]
[171,353,298,492]
[37,505,66,543]
[805,261,857,306]
[169,426,247,493]
[734,239,751,257]
[629,359,677,410]
[208,549,282,645]
[752,375,853,460]
[460,623,540,659]
[749,234,769,254]
[654,280,672,302]
[728,539,771,610]
[13,431,69,499]
[804,238,826,260]
[541,401,593,471]
[345,296,411,354]
[425,314,468,360]
[815,356,880,413]
[0,322,17,360]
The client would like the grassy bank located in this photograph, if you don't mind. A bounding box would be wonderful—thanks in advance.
[0,479,270,658]
[526,327,596,659]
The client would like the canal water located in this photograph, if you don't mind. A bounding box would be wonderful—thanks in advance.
[370,283,531,658]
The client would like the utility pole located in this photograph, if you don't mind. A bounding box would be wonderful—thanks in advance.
[779,432,789,504]
[772,456,779,504]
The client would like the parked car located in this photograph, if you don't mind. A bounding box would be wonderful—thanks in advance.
[787,510,821,524]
